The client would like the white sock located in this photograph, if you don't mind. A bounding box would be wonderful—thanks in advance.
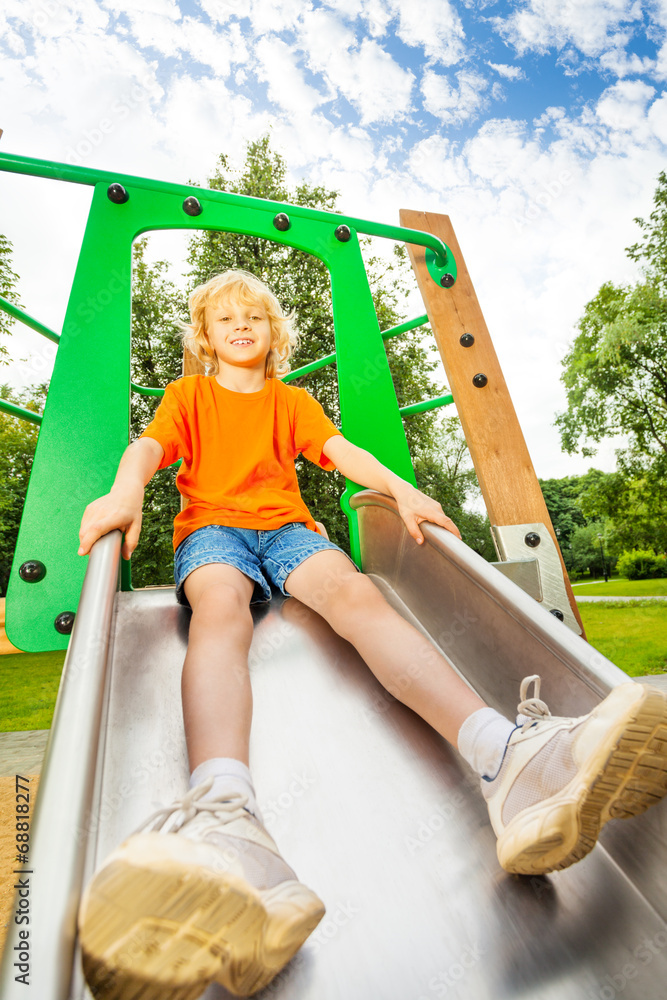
[189,757,264,824]
[457,708,517,780]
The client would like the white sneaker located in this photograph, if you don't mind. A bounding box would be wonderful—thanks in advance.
[77,778,325,999]
[481,675,667,876]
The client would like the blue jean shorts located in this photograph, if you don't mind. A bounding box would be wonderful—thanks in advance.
[174,522,359,608]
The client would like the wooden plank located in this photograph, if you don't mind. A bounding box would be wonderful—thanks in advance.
[400,209,584,635]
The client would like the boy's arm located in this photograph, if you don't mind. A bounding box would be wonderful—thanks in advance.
[78,437,165,560]
[322,434,462,544]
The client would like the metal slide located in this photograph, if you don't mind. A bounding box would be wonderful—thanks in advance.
[2,492,667,1000]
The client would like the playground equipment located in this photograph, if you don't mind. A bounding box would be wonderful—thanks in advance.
[1,152,665,1000]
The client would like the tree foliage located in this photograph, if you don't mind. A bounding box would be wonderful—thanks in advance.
[0,384,47,597]
[0,234,21,366]
[128,240,187,587]
[556,174,667,462]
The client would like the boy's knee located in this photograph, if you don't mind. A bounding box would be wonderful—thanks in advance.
[190,581,252,622]
[326,571,383,624]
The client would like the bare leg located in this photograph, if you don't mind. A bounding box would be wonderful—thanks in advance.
[181,564,256,769]
[284,551,487,748]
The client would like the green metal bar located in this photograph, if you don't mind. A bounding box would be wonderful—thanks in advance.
[283,313,430,382]
[399,393,454,417]
[0,295,61,344]
[131,381,164,397]
[0,152,451,268]
[281,354,335,383]
[382,313,429,340]
[0,398,43,425]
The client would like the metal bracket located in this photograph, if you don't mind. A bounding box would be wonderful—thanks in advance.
[490,523,582,635]
[490,559,542,601]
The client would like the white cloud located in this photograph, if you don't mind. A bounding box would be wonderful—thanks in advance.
[391,0,466,66]
[255,35,328,115]
[488,61,525,80]
[493,0,643,59]
[299,8,415,124]
[598,47,655,76]
[409,134,471,189]
[244,0,305,34]
[101,0,179,15]
[596,79,656,135]
[421,69,488,124]
[647,90,667,141]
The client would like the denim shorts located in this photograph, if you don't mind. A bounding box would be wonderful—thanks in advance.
[173,522,359,608]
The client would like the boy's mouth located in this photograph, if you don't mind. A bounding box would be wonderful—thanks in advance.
[231,339,254,346]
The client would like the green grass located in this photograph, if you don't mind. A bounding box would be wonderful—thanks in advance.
[0,650,65,731]
[578,601,667,677]
[571,577,667,597]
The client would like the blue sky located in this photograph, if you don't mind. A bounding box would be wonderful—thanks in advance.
[1,0,667,481]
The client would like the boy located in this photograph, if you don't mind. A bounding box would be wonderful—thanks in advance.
[77,270,667,1000]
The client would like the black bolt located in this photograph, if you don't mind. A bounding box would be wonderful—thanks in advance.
[525,532,541,548]
[440,273,455,288]
[460,333,474,348]
[19,560,46,583]
[334,224,351,242]
[472,373,488,388]
[550,609,565,621]
[183,196,202,217]
[55,611,76,635]
[273,212,291,232]
[107,183,129,204]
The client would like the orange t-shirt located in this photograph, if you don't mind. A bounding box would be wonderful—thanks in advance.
[139,374,344,553]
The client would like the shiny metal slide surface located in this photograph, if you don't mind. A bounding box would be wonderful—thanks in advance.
[3,495,666,1000]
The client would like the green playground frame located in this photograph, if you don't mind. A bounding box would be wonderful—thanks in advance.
[0,151,458,652]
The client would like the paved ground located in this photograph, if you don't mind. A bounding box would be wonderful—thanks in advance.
[0,730,49,778]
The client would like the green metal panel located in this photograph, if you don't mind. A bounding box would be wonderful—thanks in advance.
[0,153,456,651]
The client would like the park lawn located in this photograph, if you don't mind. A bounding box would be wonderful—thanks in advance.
[0,650,66,731]
[577,601,667,677]
[571,577,667,597]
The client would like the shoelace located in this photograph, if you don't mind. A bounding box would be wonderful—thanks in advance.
[516,674,552,731]
[132,776,251,837]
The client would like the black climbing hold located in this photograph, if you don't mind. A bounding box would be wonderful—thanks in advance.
[525,532,541,548]
[550,609,565,621]
[440,273,455,288]
[334,225,351,242]
[460,333,474,348]
[107,183,129,204]
[273,213,291,231]
[55,611,76,635]
[19,560,46,583]
[183,196,202,217]
[472,373,488,388]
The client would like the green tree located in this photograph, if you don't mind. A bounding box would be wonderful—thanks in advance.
[556,174,667,462]
[0,384,47,596]
[569,522,612,579]
[129,239,189,587]
[0,234,21,366]
[538,475,588,550]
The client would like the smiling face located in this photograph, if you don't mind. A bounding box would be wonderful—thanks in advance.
[205,295,273,376]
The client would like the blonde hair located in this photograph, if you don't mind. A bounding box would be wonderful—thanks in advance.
[180,270,299,378]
